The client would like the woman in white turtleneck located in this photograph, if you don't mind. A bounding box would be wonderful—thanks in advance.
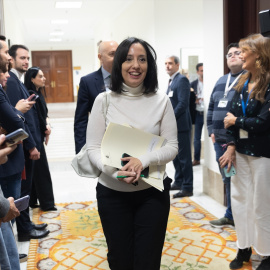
[86,37,178,270]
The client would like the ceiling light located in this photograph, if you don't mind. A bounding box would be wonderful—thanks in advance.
[50,31,64,36]
[51,19,68,24]
[49,38,62,42]
[55,2,82,8]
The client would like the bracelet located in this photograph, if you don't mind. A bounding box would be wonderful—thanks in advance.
[221,141,235,150]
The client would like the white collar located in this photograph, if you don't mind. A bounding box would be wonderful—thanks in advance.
[121,83,144,97]
[170,71,179,81]
[10,68,24,81]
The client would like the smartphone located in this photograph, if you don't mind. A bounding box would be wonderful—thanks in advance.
[28,94,39,101]
[223,164,236,177]
[121,153,149,178]
[14,195,30,212]
[4,128,29,146]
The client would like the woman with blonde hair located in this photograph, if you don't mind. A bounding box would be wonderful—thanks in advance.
[220,33,270,270]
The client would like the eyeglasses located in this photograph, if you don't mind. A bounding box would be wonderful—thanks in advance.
[226,51,241,59]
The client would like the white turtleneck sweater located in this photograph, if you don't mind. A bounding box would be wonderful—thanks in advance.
[86,83,178,192]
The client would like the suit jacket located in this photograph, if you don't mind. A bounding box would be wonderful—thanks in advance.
[190,79,198,124]
[6,72,42,152]
[169,73,192,132]
[0,86,25,176]
[74,68,105,153]
[190,79,198,94]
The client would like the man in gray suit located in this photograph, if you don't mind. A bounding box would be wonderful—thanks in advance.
[74,40,118,153]
[165,56,193,198]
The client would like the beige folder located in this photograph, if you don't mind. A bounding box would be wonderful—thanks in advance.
[101,123,167,191]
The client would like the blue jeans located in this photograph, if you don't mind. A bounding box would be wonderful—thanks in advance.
[214,142,233,220]
[0,222,20,270]
[194,111,204,161]
[0,173,21,200]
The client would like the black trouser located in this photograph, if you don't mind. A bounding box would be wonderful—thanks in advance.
[16,155,35,233]
[30,143,55,210]
[96,177,171,270]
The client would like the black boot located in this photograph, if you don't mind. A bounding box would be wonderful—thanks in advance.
[257,256,270,270]
[229,248,252,269]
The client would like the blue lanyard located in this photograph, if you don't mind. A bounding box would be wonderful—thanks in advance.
[241,79,253,117]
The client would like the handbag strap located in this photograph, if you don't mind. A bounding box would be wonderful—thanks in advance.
[102,91,111,119]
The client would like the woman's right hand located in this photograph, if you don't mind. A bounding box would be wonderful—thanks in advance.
[117,171,137,184]
[219,145,236,171]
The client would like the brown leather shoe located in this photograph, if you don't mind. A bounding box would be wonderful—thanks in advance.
[192,160,200,166]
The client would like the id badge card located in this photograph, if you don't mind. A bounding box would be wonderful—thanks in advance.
[168,90,173,97]
[218,98,228,108]
[239,129,248,139]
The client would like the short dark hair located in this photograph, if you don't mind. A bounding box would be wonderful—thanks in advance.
[0,35,6,50]
[9,44,29,59]
[227,43,239,53]
[111,37,158,94]
[196,63,203,71]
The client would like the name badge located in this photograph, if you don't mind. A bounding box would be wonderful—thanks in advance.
[168,90,173,97]
[218,98,228,108]
[239,129,248,139]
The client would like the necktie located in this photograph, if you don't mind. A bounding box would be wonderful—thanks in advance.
[166,79,172,95]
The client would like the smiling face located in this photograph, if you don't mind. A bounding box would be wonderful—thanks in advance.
[0,71,10,87]
[31,70,46,89]
[121,43,148,88]
[11,48,30,73]
[239,46,258,72]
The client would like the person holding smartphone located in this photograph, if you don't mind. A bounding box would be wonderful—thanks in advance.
[5,44,49,242]
[0,134,21,270]
[220,34,270,270]
[24,67,56,211]
[86,37,178,270]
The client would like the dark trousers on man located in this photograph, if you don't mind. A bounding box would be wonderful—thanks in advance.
[194,111,204,161]
[173,131,193,192]
[16,155,35,233]
[96,178,171,270]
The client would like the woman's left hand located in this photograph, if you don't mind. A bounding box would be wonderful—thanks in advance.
[120,157,143,182]
[219,145,236,170]
[224,112,237,129]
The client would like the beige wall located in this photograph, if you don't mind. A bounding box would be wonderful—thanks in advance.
[203,0,225,200]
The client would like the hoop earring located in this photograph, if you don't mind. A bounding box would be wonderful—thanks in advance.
[256,59,262,69]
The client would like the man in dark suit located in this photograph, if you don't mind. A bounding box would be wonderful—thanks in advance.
[190,63,204,166]
[6,44,49,242]
[165,55,193,198]
[74,40,118,153]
